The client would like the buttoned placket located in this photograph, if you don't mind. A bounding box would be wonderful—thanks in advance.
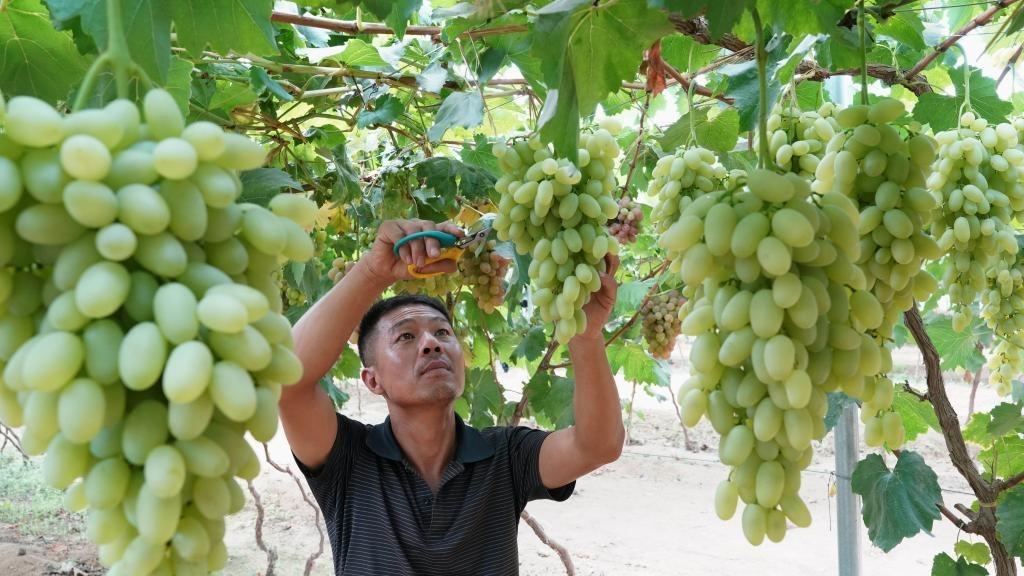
[403,458,466,533]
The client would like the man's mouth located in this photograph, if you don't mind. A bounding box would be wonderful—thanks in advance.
[419,359,451,375]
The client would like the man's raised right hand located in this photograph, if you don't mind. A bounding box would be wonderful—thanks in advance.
[359,219,465,286]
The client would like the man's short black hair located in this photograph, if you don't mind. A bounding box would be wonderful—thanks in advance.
[356,294,452,366]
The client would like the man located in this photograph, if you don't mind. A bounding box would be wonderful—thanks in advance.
[281,219,625,575]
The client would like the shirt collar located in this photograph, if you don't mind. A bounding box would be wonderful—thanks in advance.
[366,412,495,464]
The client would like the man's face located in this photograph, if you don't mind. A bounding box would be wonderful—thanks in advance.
[361,304,465,407]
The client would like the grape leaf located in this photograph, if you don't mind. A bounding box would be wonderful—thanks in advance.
[913,66,1013,132]
[756,0,849,38]
[987,402,1024,437]
[416,156,495,202]
[978,436,1024,480]
[891,387,940,442]
[466,367,502,428]
[239,168,303,206]
[931,552,989,576]
[460,134,502,178]
[533,0,673,157]
[165,57,194,115]
[170,0,276,58]
[824,391,858,433]
[338,39,388,67]
[924,315,986,373]
[851,451,943,552]
[416,62,448,93]
[954,540,992,566]
[964,412,995,447]
[1,0,89,101]
[996,484,1024,558]
[356,94,405,128]
[249,67,294,101]
[526,373,575,429]
[511,326,547,363]
[721,36,787,132]
[876,11,926,50]
[659,35,720,74]
[648,0,746,39]
[658,106,740,153]
[608,341,666,386]
[612,278,656,318]
[427,91,484,141]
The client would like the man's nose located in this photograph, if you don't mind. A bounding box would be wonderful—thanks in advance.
[419,332,441,355]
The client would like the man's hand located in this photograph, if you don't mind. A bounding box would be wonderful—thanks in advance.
[360,219,465,286]
[575,254,620,341]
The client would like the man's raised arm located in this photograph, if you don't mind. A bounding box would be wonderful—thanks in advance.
[279,219,463,469]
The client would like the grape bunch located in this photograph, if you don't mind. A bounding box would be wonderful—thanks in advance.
[608,196,644,244]
[492,132,621,343]
[641,290,683,359]
[0,89,314,575]
[648,146,728,235]
[327,257,356,284]
[458,239,510,314]
[761,101,838,178]
[927,111,1024,331]
[394,273,461,299]
[981,233,1024,395]
[811,98,941,336]
[664,166,899,545]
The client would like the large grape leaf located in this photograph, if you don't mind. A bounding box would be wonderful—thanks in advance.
[510,326,547,363]
[1,0,89,101]
[930,553,989,576]
[465,367,503,428]
[608,340,668,386]
[876,11,926,51]
[978,436,1024,480]
[356,94,405,128]
[851,451,943,552]
[526,373,575,429]
[415,156,495,201]
[996,484,1024,559]
[659,35,720,74]
[647,0,747,39]
[924,315,986,373]
[755,0,850,38]
[987,402,1024,437]
[239,168,302,205]
[720,35,787,132]
[658,106,740,153]
[170,0,276,58]
[914,66,1014,132]
[891,388,940,442]
[533,0,673,157]
[427,92,484,141]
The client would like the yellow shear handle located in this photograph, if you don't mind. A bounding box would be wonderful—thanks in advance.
[407,246,464,278]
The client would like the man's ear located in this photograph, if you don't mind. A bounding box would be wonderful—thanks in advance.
[361,367,386,397]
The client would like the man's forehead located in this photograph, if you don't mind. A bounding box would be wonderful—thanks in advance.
[383,304,450,327]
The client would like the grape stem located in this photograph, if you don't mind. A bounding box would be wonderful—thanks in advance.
[72,0,148,110]
[620,92,651,199]
[949,44,973,114]
[751,8,769,170]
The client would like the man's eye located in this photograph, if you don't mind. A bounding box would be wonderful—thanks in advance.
[436,328,450,337]
[398,333,414,341]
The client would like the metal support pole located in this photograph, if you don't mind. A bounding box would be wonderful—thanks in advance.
[826,74,861,576]
[835,403,862,576]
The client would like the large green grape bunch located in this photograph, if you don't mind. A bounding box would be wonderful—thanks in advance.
[458,239,511,314]
[665,165,900,545]
[812,98,941,333]
[761,100,838,178]
[491,131,621,343]
[927,111,1024,332]
[640,289,683,359]
[0,89,314,575]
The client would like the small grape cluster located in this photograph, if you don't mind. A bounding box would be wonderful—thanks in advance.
[458,239,510,313]
[327,258,356,284]
[641,290,684,359]
[608,196,644,244]
[394,273,461,299]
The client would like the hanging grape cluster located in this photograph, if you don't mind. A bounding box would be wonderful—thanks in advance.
[649,145,729,236]
[492,132,621,343]
[0,89,314,575]
[393,273,462,299]
[458,239,511,313]
[928,111,1024,331]
[608,196,644,244]
[762,100,838,178]
[327,257,356,284]
[641,290,684,359]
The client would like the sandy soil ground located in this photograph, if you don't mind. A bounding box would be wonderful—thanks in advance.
[2,341,1022,576]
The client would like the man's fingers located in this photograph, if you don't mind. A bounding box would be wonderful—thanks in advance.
[439,221,465,238]
[605,254,621,277]
[417,259,458,275]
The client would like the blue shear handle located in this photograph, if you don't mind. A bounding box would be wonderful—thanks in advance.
[392,230,458,256]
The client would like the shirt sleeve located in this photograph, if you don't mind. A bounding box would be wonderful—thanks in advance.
[293,412,365,522]
[505,426,575,513]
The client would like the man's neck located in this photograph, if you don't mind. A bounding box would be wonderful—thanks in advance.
[388,405,457,492]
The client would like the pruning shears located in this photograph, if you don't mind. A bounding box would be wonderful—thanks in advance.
[393,219,493,279]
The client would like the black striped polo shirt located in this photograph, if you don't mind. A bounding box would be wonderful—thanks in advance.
[295,412,575,575]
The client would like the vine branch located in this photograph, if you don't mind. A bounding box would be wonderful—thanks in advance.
[247,481,278,576]
[521,510,575,576]
[261,443,326,576]
[903,0,1022,80]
